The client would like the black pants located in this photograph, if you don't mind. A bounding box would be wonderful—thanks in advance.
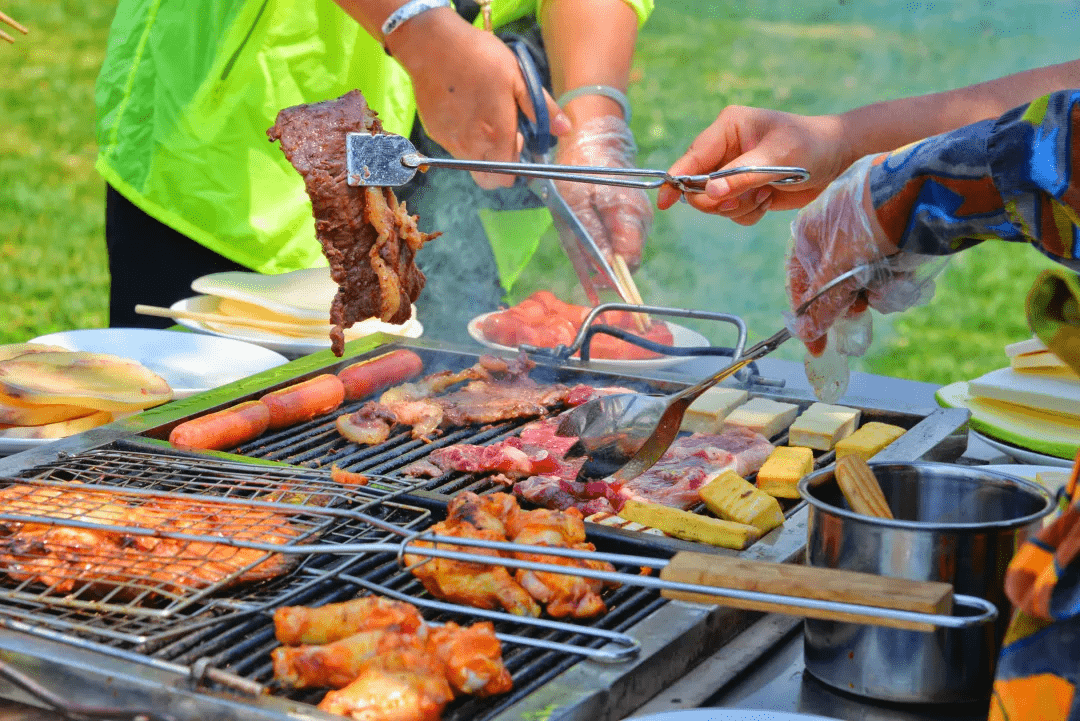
[105,186,248,328]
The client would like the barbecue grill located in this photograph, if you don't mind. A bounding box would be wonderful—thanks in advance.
[0,333,970,721]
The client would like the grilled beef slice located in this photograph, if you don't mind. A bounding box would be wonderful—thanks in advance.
[268,90,439,355]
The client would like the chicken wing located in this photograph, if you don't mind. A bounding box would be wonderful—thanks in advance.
[317,644,454,721]
[404,521,540,617]
[274,595,426,646]
[507,507,616,619]
[273,629,425,690]
[426,621,512,697]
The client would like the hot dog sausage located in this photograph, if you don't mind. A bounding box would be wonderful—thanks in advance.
[169,400,270,451]
[260,374,346,431]
[337,349,424,401]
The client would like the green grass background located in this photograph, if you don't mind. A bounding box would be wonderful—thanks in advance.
[2,0,1076,385]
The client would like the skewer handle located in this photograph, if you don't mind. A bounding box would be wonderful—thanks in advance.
[659,552,953,632]
[134,304,327,334]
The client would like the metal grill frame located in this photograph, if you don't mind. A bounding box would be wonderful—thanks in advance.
[0,335,971,721]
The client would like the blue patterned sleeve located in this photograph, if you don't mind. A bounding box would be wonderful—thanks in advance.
[867,89,1080,272]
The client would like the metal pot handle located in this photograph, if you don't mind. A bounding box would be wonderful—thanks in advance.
[930,594,999,629]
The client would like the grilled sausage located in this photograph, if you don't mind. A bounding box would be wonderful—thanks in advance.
[260,374,346,431]
[168,400,270,451]
[337,349,424,401]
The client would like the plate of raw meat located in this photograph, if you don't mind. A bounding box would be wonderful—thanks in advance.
[469,291,710,370]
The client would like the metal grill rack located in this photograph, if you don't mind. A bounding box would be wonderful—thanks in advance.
[0,446,676,721]
[0,338,972,721]
[0,451,436,648]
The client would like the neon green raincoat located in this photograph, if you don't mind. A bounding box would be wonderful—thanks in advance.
[95,0,652,286]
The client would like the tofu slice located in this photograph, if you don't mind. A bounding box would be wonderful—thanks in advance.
[755,445,814,499]
[788,402,861,451]
[722,397,800,439]
[679,386,750,433]
[834,421,905,461]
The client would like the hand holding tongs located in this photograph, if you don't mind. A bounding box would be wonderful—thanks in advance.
[345,131,809,193]
[557,259,894,483]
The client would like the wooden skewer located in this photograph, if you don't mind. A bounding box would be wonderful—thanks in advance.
[135,304,330,334]
[611,255,650,334]
[0,28,13,44]
[0,11,28,36]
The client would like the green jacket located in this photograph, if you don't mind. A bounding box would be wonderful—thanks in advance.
[95,0,652,282]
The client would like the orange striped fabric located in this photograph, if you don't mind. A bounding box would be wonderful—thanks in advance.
[989,452,1080,721]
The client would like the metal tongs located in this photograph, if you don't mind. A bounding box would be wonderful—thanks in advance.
[558,260,895,483]
[346,39,809,307]
[344,132,809,194]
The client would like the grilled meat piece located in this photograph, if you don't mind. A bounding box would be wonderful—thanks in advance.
[337,355,594,443]
[426,621,512,697]
[274,628,427,690]
[267,90,439,356]
[0,484,298,598]
[272,596,513,711]
[318,643,454,721]
[274,595,426,646]
[403,521,541,617]
[505,505,616,619]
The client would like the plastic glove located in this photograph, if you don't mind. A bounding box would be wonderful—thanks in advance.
[784,154,947,356]
[553,115,653,274]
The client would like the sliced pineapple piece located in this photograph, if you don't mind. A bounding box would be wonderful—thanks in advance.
[700,470,785,533]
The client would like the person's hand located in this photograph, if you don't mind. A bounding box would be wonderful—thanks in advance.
[386,11,569,189]
[0,10,28,44]
[657,106,854,225]
[785,154,944,359]
[553,114,653,273]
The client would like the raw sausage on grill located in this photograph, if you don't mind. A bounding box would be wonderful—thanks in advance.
[260,374,346,431]
[168,400,271,451]
[337,349,424,401]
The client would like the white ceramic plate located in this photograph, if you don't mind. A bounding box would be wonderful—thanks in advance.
[971,431,1074,468]
[467,312,711,371]
[171,296,423,357]
[30,328,289,400]
[625,710,839,721]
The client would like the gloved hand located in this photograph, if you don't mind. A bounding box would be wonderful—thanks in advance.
[785,154,946,399]
[553,115,653,274]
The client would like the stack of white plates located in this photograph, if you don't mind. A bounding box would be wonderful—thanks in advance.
[936,336,1079,465]
[173,267,423,356]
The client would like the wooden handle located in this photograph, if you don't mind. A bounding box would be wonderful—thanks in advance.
[135,304,329,334]
[835,455,894,518]
[659,552,953,632]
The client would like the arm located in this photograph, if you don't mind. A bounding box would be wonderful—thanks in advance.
[331,0,569,189]
[541,0,654,269]
[788,89,1080,359]
[658,59,1080,222]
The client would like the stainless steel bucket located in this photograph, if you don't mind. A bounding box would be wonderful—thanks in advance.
[797,462,1054,703]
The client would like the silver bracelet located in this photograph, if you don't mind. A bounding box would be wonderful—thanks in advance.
[557,85,632,123]
[381,0,452,42]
